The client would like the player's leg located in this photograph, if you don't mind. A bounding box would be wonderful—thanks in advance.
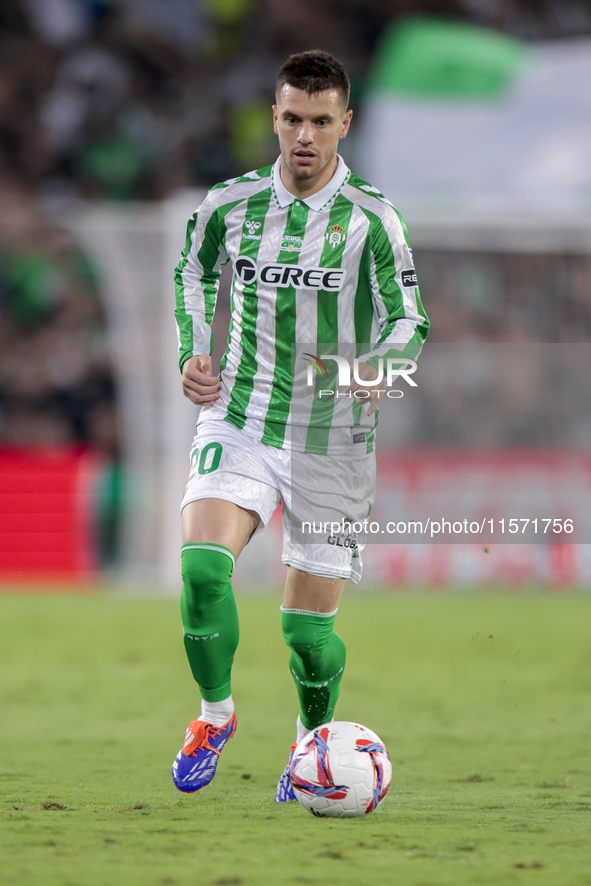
[274,567,347,801]
[181,497,259,715]
[173,421,281,793]
[279,452,374,740]
[173,498,259,793]
[274,447,375,801]
[282,566,347,735]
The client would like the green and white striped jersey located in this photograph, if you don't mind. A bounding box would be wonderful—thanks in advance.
[174,155,429,455]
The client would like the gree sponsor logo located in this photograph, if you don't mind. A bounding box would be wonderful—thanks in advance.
[234,255,346,291]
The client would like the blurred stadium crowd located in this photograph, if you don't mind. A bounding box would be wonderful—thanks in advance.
[1,0,591,449]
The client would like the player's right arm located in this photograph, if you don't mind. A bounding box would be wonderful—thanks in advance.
[174,190,229,395]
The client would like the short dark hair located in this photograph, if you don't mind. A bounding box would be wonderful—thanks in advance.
[276,50,350,110]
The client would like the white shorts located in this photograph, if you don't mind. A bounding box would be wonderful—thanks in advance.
[181,418,376,584]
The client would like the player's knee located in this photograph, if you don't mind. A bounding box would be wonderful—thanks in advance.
[181,545,235,625]
[281,610,334,660]
[181,545,234,585]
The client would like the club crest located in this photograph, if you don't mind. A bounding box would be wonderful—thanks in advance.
[325,223,346,249]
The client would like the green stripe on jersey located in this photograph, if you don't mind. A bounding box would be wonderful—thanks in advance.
[305,198,354,454]
[174,211,198,368]
[363,208,429,349]
[353,237,373,348]
[362,208,404,343]
[350,238,374,443]
[261,201,309,448]
[200,207,232,328]
[225,187,272,430]
[175,200,238,366]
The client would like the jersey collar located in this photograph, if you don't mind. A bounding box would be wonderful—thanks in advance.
[272,154,349,212]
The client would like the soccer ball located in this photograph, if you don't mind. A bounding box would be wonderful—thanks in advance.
[290,721,392,818]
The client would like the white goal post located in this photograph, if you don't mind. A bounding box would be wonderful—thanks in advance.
[66,192,204,588]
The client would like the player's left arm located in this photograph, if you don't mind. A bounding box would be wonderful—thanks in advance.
[368,205,429,354]
[350,206,430,414]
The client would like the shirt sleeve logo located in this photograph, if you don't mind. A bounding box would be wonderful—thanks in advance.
[325,223,346,249]
[401,269,418,287]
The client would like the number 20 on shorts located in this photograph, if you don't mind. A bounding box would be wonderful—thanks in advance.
[189,441,223,479]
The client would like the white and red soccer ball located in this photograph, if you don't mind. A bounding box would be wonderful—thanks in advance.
[290,721,392,818]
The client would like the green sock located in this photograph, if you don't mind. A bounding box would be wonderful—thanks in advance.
[281,607,346,730]
[180,543,239,702]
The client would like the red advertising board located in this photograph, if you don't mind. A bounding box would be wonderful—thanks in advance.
[0,447,102,586]
[366,449,591,587]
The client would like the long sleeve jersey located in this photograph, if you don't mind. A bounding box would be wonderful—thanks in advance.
[174,155,429,455]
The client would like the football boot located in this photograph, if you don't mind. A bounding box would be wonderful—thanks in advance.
[275,741,298,802]
[172,713,237,793]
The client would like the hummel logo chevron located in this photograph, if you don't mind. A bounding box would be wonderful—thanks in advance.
[244,219,262,240]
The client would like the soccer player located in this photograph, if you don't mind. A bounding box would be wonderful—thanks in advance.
[171,50,429,798]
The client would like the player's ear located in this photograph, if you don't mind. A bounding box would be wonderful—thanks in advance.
[272,104,279,134]
[339,109,353,139]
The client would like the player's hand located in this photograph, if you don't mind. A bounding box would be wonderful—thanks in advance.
[346,362,386,417]
[181,355,221,406]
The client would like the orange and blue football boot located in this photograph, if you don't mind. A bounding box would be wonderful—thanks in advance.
[275,741,298,802]
[172,714,237,793]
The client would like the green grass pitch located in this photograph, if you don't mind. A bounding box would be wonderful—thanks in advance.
[2,589,591,886]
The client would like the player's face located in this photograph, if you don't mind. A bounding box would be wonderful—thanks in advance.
[273,85,352,192]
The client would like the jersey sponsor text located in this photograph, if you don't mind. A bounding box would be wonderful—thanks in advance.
[235,255,347,291]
